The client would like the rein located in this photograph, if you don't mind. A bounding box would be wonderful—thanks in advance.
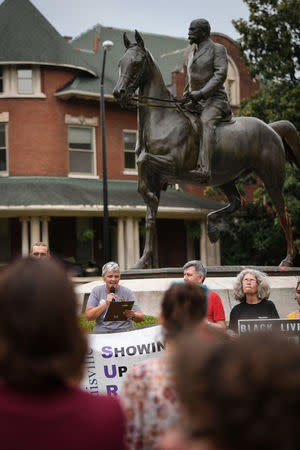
[129,94,194,114]
[130,95,181,109]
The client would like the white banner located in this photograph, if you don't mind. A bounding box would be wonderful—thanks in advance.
[81,325,164,395]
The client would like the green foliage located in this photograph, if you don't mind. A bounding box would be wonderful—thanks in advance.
[78,314,158,332]
[219,0,300,266]
[220,165,300,265]
[220,202,285,265]
[78,314,95,332]
[239,81,300,130]
[77,229,95,242]
[187,221,202,239]
[134,315,159,327]
[233,0,300,82]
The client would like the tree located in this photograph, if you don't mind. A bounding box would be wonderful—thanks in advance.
[233,0,300,82]
[239,81,300,130]
[217,0,300,266]
[220,166,300,266]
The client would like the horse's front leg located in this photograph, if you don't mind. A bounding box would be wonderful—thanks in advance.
[133,194,159,269]
[133,152,162,269]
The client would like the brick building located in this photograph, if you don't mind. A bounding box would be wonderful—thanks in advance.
[0,0,258,270]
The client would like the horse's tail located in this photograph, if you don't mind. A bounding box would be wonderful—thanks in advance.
[269,120,300,169]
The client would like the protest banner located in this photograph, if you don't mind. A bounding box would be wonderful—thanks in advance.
[81,324,164,395]
[238,318,300,343]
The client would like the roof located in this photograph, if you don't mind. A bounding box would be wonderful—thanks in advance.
[0,0,96,75]
[57,25,189,97]
[0,177,223,216]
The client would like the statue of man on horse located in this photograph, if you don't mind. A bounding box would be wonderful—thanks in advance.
[113,25,300,269]
[183,19,232,181]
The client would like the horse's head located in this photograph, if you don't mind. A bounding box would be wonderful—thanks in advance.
[113,30,148,104]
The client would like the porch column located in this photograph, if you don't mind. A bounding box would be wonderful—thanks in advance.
[125,216,135,269]
[133,217,140,262]
[117,218,126,270]
[41,217,50,247]
[200,220,221,266]
[30,217,41,249]
[19,217,29,256]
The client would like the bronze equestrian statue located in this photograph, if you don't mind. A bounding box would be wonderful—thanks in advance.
[113,26,300,269]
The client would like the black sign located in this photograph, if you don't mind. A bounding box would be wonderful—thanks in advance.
[238,318,300,343]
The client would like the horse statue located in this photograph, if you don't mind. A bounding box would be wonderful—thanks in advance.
[113,30,300,268]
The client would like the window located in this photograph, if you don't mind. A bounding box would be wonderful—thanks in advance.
[68,126,95,175]
[0,67,3,93]
[0,65,44,98]
[0,123,7,173]
[225,57,240,107]
[226,79,234,103]
[17,66,33,94]
[123,130,137,170]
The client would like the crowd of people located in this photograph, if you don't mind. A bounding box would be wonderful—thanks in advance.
[0,250,299,449]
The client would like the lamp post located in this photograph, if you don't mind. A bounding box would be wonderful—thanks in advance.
[100,40,114,263]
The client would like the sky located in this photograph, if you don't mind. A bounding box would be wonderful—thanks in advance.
[21,0,249,41]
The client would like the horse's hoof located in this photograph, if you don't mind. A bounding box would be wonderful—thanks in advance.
[132,254,151,269]
[208,224,220,243]
[279,258,293,268]
[133,260,147,269]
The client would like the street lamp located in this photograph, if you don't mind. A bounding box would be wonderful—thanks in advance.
[100,40,113,263]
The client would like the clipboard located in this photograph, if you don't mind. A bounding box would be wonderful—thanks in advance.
[104,301,134,321]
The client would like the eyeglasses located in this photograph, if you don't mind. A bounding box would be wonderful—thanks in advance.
[242,279,257,284]
[296,290,300,295]
[32,252,47,257]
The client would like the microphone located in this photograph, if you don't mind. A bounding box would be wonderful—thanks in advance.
[110,286,115,301]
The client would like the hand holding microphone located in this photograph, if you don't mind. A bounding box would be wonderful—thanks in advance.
[106,285,116,305]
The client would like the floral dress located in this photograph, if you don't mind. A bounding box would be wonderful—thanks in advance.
[120,354,180,450]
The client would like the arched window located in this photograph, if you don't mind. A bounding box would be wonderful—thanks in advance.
[225,56,240,107]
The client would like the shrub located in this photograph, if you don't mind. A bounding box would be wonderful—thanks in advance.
[78,314,158,332]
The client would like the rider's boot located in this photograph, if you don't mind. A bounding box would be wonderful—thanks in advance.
[190,127,213,181]
[190,146,211,181]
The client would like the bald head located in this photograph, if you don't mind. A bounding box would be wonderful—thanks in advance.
[188,18,211,45]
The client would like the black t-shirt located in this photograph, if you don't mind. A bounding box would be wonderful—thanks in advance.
[229,299,279,333]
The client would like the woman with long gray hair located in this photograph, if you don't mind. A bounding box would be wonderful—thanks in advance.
[229,269,279,334]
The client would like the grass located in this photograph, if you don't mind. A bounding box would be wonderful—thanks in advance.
[78,314,158,332]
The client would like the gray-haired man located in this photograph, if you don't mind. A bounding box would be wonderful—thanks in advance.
[183,260,226,330]
[85,261,143,333]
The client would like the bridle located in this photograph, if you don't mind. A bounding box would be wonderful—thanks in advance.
[118,46,149,98]
[119,46,201,116]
